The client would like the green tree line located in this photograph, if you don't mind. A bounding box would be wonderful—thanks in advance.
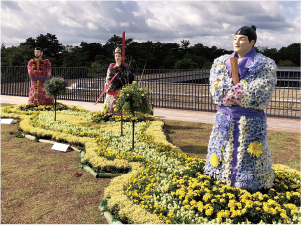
[1,33,300,69]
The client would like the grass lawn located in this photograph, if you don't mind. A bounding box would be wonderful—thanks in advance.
[1,117,109,223]
[1,103,300,223]
[164,120,301,171]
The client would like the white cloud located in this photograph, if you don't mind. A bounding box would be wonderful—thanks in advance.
[87,22,98,30]
[58,16,83,28]
[120,22,129,27]
[115,7,123,13]
[47,5,59,14]
[146,18,174,31]
[223,23,230,30]
[1,1,300,51]
[1,36,25,46]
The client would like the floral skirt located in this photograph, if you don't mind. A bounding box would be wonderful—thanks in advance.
[28,80,54,106]
[103,90,120,114]
[204,107,274,191]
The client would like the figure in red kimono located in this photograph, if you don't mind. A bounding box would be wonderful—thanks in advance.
[27,47,54,106]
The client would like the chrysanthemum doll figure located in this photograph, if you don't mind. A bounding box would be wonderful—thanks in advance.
[27,47,54,106]
[204,25,277,192]
[102,47,135,114]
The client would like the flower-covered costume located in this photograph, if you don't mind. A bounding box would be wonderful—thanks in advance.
[205,48,277,191]
[27,58,54,106]
[103,63,135,114]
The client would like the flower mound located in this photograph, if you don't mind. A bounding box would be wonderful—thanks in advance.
[1,104,300,224]
[44,77,68,98]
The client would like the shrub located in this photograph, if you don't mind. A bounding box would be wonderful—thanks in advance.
[44,77,68,98]
[202,61,213,69]
[175,58,198,69]
[277,60,296,67]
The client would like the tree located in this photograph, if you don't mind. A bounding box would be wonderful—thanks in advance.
[262,48,279,63]
[278,43,300,66]
[91,54,110,69]
[181,39,190,50]
[277,60,296,67]
[44,77,68,121]
[61,46,89,67]
[3,33,299,69]
[62,45,75,53]
[20,33,64,66]
[202,61,213,69]
[1,44,32,66]
[79,42,104,62]
[115,81,152,149]
[103,34,134,62]
[175,58,198,69]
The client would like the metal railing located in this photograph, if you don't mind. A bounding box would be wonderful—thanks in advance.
[1,66,300,119]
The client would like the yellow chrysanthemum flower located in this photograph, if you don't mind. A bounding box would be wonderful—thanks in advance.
[280,213,288,219]
[247,141,263,158]
[205,207,214,216]
[210,153,219,168]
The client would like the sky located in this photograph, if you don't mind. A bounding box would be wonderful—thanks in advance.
[1,0,300,51]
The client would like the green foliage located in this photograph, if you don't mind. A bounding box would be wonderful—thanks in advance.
[175,58,198,69]
[114,81,152,116]
[261,48,279,62]
[1,44,33,66]
[202,61,213,69]
[277,60,296,67]
[44,77,68,98]
[91,54,109,69]
[16,102,69,111]
[21,34,63,53]
[278,43,300,66]
[2,32,300,68]
[91,111,154,123]
[181,39,190,50]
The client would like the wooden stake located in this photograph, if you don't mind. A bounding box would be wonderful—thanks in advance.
[121,112,123,136]
[230,57,239,85]
[54,97,57,121]
[36,59,40,71]
[122,31,125,64]
[132,120,135,149]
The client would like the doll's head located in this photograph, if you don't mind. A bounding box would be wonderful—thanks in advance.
[114,47,122,65]
[233,25,257,57]
[235,25,257,45]
[34,47,43,59]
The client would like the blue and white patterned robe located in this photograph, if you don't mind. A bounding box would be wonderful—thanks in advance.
[204,51,277,191]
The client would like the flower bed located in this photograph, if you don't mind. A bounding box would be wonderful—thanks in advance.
[1,103,300,224]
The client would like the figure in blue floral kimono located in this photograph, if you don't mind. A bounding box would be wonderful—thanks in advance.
[205,25,277,192]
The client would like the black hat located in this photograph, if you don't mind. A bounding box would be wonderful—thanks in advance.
[34,47,43,52]
[235,25,257,44]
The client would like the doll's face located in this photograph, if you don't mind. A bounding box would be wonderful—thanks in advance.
[233,35,254,57]
[115,53,122,65]
[34,50,43,58]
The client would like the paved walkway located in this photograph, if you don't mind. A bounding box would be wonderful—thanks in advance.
[1,95,300,133]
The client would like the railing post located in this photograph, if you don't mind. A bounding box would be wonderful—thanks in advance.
[1,66,300,119]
